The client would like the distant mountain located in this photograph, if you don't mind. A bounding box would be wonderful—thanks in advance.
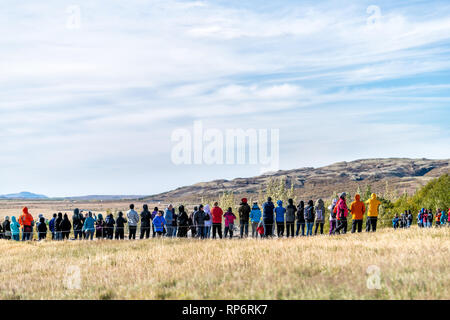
[0,191,48,199]
[143,158,450,202]
[57,195,146,201]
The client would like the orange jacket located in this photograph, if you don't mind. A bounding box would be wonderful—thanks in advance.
[19,207,34,227]
[350,194,366,220]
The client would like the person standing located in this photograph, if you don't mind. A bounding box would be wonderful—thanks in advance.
[350,194,365,233]
[83,212,96,240]
[407,210,413,228]
[314,199,326,235]
[172,206,178,237]
[61,213,72,240]
[304,200,315,236]
[238,198,251,238]
[49,213,56,240]
[37,215,47,240]
[153,211,167,237]
[115,212,127,240]
[2,216,11,240]
[285,199,296,238]
[19,207,34,241]
[72,208,84,240]
[296,201,305,236]
[127,204,139,240]
[365,193,381,232]
[275,200,286,238]
[189,207,197,238]
[95,213,105,239]
[211,202,224,239]
[204,204,212,239]
[334,193,349,234]
[328,199,338,235]
[194,205,207,239]
[10,216,21,241]
[224,207,236,239]
[164,205,174,237]
[177,205,189,237]
[140,205,151,239]
[262,197,275,237]
[250,202,262,238]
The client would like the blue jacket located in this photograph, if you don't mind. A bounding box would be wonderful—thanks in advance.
[49,217,55,232]
[82,216,96,232]
[275,200,286,222]
[10,216,20,236]
[392,217,399,227]
[164,208,173,224]
[250,205,262,223]
[153,215,166,232]
[262,201,275,221]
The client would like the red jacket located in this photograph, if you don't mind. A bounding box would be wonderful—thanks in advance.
[211,206,224,224]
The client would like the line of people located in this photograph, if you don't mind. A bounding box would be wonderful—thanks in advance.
[2,193,448,241]
[392,208,448,229]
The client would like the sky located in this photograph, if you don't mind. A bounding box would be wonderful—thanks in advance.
[1,0,450,197]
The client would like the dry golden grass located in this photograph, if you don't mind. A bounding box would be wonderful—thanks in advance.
[0,226,448,300]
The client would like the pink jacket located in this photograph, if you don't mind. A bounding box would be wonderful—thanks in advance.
[224,211,236,227]
[333,198,349,220]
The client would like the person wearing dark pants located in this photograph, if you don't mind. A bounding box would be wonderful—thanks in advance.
[115,211,127,240]
[296,201,305,236]
[286,221,294,237]
[314,199,326,235]
[366,217,378,232]
[335,209,348,234]
[212,223,222,239]
[140,204,151,239]
[238,198,251,238]
[352,220,363,233]
[352,219,363,233]
[285,199,296,238]
[350,194,365,233]
[129,226,137,239]
[262,197,275,238]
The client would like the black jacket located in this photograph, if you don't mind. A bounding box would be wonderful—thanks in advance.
[238,203,251,222]
[140,210,151,227]
[72,208,83,231]
[61,216,72,232]
[116,216,127,228]
[177,211,189,226]
[296,203,305,223]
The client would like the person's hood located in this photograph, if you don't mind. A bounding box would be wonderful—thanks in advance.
[298,201,304,208]
[277,200,283,207]
[11,216,17,223]
[143,204,149,211]
[22,207,29,215]
[204,204,211,214]
[5,216,9,221]
[355,194,361,201]
[252,203,260,210]
[288,199,293,205]
[98,213,103,220]
[308,200,314,207]
[316,199,325,210]
[371,193,377,199]
[340,192,346,199]
[118,212,123,217]
[332,198,338,206]
[241,198,247,204]
[74,208,79,215]
[38,214,43,219]
[178,205,185,213]
[63,214,69,220]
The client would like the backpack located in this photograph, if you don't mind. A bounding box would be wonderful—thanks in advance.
[305,207,314,221]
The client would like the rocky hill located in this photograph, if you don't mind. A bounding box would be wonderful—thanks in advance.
[144,158,450,202]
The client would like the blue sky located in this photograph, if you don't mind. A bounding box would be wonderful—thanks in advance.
[1,0,449,197]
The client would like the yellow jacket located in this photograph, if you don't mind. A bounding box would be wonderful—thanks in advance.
[365,193,381,217]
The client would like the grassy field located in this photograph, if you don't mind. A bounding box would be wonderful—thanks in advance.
[0,226,448,300]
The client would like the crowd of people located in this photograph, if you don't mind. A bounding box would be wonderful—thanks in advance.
[1,192,448,241]
[392,208,448,229]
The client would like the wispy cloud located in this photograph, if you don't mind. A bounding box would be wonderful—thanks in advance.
[1,0,450,196]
